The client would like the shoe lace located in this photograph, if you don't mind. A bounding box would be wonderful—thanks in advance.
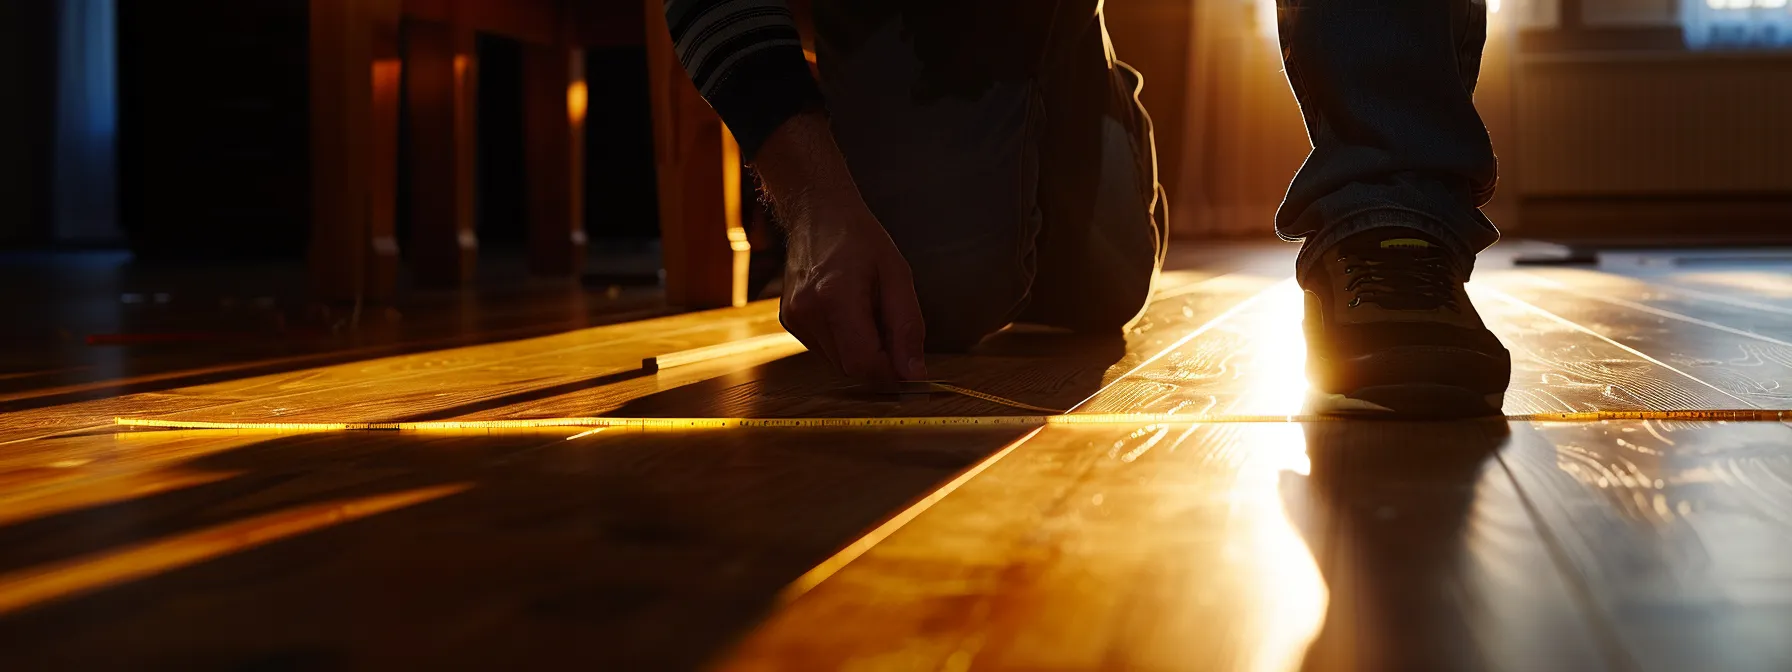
[1340,248,1460,311]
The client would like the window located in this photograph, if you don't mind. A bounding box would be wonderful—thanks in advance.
[1684,0,1792,48]
[1505,0,1792,50]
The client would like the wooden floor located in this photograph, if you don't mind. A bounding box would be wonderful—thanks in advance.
[0,248,670,420]
[1,243,1789,670]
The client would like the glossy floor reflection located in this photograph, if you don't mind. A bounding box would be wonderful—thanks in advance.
[1,244,1789,670]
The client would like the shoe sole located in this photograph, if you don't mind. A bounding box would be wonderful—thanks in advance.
[1308,384,1506,419]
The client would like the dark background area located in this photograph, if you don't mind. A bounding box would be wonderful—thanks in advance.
[3,1,663,261]
[0,1,61,247]
[6,2,1789,269]
[116,0,312,259]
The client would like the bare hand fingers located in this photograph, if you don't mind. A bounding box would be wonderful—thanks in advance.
[781,292,843,375]
[877,263,928,380]
[823,288,897,382]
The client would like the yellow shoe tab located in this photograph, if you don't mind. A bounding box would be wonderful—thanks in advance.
[1380,238,1433,249]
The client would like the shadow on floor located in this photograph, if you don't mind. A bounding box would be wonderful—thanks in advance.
[0,423,1031,669]
[602,327,1130,419]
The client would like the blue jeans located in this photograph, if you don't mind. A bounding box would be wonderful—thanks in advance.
[1276,0,1500,278]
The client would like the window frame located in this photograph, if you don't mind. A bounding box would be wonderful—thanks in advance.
[1518,0,1792,53]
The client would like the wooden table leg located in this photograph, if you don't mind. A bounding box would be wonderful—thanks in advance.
[404,20,479,288]
[308,0,376,301]
[523,45,587,278]
[644,0,750,309]
[366,0,401,301]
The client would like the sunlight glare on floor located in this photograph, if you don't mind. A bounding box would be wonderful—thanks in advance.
[1231,281,1311,416]
[1235,422,1327,672]
[1669,270,1792,299]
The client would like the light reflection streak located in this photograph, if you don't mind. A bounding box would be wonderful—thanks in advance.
[1670,271,1792,301]
[774,428,1046,605]
[566,80,588,125]
[1235,423,1326,672]
[0,469,242,528]
[1228,283,1310,416]
[1214,282,1324,670]
[0,483,471,616]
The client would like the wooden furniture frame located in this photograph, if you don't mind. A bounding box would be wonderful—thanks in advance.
[309,0,748,308]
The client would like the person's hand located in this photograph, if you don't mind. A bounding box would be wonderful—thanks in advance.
[754,112,928,382]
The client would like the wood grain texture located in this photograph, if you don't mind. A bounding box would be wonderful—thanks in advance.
[1502,420,1792,672]
[144,321,787,426]
[1471,280,1750,414]
[720,420,1609,671]
[590,274,1277,421]
[0,426,1029,670]
[0,286,668,407]
[0,302,782,445]
[1294,420,1615,672]
[435,270,1229,421]
[5,247,1792,670]
[1074,275,1750,419]
[1654,269,1792,311]
[714,266,1731,671]
[1490,269,1792,409]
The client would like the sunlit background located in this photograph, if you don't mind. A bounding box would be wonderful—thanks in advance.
[1154,0,1792,247]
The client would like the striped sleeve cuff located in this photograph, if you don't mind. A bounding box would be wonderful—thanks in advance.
[664,0,822,160]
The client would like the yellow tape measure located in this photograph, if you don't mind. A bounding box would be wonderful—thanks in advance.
[113,409,1790,432]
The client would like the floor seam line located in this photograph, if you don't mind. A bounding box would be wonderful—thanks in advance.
[1512,270,1792,349]
[1478,285,1763,410]
[1493,450,1644,672]
[739,279,1289,610]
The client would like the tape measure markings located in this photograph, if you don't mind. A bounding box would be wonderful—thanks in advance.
[113,409,1791,433]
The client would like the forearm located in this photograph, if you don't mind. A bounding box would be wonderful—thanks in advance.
[751,111,861,234]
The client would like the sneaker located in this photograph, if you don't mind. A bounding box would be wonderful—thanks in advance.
[1301,230,1510,417]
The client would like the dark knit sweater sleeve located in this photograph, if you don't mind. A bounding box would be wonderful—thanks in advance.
[662,0,821,161]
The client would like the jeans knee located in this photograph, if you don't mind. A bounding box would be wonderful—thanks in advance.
[910,261,1031,352]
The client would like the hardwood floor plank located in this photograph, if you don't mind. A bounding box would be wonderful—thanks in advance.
[0,425,1031,669]
[0,394,251,447]
[1488,269,1792,409]
[0,295,670,406]
[1074,280,1304,416]
[719,420,1610,671]
[0,303,783,444]
[716,276,1617,671]
[1296,420,1617,672]
[1500,420,1792,671]
[521,274,1281,422]
[4,270,1238,440]
[1073,277,1748,418]
[1648,268,1792,312]
[722,423,1321,671]
[1473,282,1752,414]
[17,245,1792,670]
[0,268,1281,667]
